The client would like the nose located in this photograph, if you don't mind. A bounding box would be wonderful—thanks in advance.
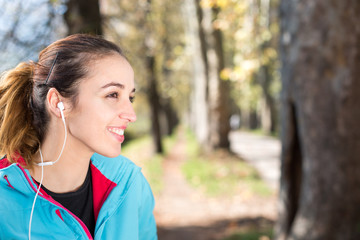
[119,102,137,123]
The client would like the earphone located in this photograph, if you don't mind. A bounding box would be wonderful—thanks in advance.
[36,101,67,167]
[29,101,67,240]
[57,101,65,111]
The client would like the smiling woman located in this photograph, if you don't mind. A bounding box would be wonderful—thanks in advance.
[65,54,136,158]
[0,34,157,240]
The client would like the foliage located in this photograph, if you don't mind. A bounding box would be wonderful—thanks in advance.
[102,0,189,132]
[101,0,282,137]
[203,0,281,121]
[182,129,273,197]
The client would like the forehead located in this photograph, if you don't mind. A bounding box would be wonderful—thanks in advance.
[80,54,134,90]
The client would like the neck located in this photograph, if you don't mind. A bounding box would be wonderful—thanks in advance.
[29,121,94,193]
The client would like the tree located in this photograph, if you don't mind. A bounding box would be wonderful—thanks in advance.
[64,0,102,35]
[275,1,360,239]
[213,0,280,134]
[194,0,231,151]
[184,0,210,148]
[101,0,185,153]
[0,0,65,72]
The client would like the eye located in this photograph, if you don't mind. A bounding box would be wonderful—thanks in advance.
[129,96,135,103]
[107,92,119,98]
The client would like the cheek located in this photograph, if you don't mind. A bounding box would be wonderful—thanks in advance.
[67,98,119,143]
[68,106,105,136]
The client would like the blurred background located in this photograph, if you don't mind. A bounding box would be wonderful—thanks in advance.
[1,0,360,240]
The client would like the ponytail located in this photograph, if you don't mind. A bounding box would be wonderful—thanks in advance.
[0,34,126,166]
[0,62,39,166]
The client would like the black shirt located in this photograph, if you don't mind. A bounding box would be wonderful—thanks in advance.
[38,167,96,237]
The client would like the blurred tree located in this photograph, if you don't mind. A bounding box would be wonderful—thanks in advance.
[276,0,360,239]
[0,0,66,72]
[145,53,163,153]
[101,0,185,153]
[64,0,102,34]
[194,0,231,151]
[256,0,280,133]
[216,0,280,134]
[184,0,210,148]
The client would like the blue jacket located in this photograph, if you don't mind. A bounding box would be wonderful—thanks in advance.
[0,153,158,239]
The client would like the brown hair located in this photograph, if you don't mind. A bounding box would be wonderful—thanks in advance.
[0,34,125,166]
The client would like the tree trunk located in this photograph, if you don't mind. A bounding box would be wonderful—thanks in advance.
[211,7,231,148]
[161,100,179,136]
[185,0,210,149]
[136,0,164,154]
[146,56,163,153]
[276,1,360,239]
[259,65,277,133]
[196,1,231,150]
[64,0,102,35]
[146,55,163,154]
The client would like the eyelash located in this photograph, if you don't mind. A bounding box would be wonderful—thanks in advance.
[107,92,119,98]
[107,92,135,103]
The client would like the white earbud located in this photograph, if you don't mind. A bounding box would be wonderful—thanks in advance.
[36,101,67,167]
[57,101,64,111]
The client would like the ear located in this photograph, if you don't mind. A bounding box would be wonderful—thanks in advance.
[46,88,66,118]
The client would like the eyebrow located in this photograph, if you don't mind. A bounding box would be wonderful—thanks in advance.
[101,82,136,92]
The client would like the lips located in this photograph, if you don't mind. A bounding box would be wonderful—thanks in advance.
[108,127,126,142]
[108,127,124,135]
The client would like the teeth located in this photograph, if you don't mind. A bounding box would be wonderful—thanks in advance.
[109,128,124,135]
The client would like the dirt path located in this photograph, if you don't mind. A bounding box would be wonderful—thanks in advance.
[154,133,277,240]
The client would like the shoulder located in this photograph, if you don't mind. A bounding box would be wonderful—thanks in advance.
[90,153,154,203]
[0,163,33,212]
[90,153,141,186]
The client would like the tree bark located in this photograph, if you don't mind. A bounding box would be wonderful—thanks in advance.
[146,55,163,153]
[259,64,277,133]
[185,0,210,149]
[276,1,360,239]
[142,0,163,154]
[64,0,102,35]
[195,1,231,150]
[161,100,179,136]
[211,7,231,148]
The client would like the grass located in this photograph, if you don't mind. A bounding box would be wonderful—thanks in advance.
[221,217,274,240]
[182,129,273,198]
[223,227,273,240]
[145,132,178,193]
[121,131,178,194]
[121,136,152,157]
[144,154,164,194]
[122,127,273,198]
[241,128,279,139]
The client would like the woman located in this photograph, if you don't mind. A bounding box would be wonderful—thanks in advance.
[0,34,157,239]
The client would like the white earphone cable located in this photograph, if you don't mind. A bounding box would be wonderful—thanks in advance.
[28,148,44,240]
[29,105,67,239]
[37,109,67,166]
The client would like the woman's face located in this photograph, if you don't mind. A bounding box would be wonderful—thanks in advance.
[65,54,136,158]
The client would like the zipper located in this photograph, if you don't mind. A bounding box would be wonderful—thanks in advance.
[3,175,14,189]
[16,164,93,240]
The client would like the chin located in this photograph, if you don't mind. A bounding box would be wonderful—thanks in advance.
[98,147,122,158]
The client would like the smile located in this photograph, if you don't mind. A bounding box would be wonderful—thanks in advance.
[108,127,125,136]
